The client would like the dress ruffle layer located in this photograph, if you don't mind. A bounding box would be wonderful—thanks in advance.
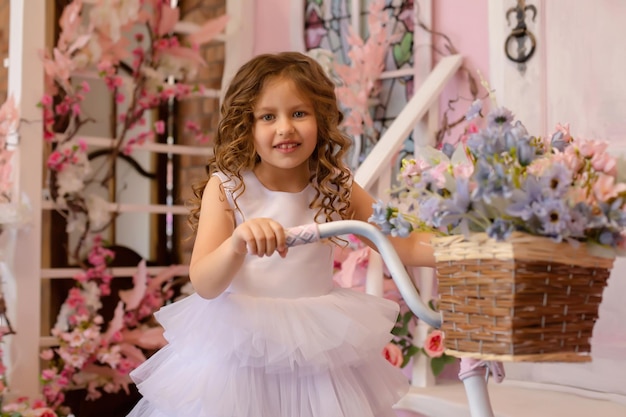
[128,288,409,417]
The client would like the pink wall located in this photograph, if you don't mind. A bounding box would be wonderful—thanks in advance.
[432,0,490,144]
[253,0,295,55]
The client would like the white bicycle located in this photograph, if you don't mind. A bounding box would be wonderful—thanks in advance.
[286,220,499,417]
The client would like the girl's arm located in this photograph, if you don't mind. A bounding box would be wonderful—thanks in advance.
[189,176,287,299]
[348,181,435,268]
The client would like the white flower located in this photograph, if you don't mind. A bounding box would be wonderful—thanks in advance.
[98,344,122,368]
[66,212,87,234]
[53,303,74,332]
[90,0,141,43]
[86,194,111,229]
[54,141,92,197]
[57,166,87,195]
[82,281,104,311]
[65,329,86,347]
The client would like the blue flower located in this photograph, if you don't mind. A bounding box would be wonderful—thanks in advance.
[599,230,620,246]
[369,200,393,234]
[536,198,571,241]
[390,213,413,237]
[516,137,536,166]
[465,99,483,121]
[567,203,591,238]
[418,196,443,228]
[467,127,507,158]
[472,160,514,203]
[487,107,514,128]
[487,218,515,241]
[550,130,570,152]
[503,121,529,153]
[507,177,543,221]
[440,178,472,224]
[599,198,626,229]
[539,163,572,197]
[441,142,456,159]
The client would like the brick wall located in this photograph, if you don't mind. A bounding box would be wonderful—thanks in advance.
[176,0,226,264]
[0,0,9,103]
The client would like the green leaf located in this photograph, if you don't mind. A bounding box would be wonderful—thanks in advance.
[405,345,421,358]
[401,311,413,326]
[391,325,408,337]
[430,356,447,376]
[442,354,457,364]
[430,354,457,376]
[400,355,411,368]
[392,32,413,68]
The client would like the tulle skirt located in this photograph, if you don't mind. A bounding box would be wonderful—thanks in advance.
[127,288,409,417]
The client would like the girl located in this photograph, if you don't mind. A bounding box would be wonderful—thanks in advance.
[127,51,434,417]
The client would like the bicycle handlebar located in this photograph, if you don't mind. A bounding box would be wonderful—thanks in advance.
[286,220,442,329]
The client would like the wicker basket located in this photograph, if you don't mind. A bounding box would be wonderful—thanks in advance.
[432,232,614,362]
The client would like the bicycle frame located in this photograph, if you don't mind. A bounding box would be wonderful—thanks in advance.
[286,220,498,417]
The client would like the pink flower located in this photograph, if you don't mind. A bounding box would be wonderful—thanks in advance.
[554,147,584,173]
[552,123,573,145]
[38,409,57,417]
[593,173,626,202]
[40,349,55,361]
[458,122,479,145]
[453,162,474,179]
[400,159,430,184]
[382,343,403,367]
[590,151,617,176]
[185,120,201,133]
[41,369,57,381]
[429,162,450,188]
[577,138,608,159]
[41,94,54,106]
[423,330,445,358]
[154,120,165,135]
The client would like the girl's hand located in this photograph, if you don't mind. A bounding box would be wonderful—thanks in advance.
[231,218,288,258]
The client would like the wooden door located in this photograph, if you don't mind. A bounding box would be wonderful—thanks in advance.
[489,0,626,398]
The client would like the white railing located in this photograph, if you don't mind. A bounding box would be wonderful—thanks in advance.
[7,0,46,400]
[354,54,463,191]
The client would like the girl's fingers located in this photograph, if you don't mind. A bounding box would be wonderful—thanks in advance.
[256,222,277,256]
[235,219,287,257]
[234,225,257,255]
[271,221,287,255]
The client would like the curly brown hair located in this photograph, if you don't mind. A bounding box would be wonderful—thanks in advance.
[189,51,353,232]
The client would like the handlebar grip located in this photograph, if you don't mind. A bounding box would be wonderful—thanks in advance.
[285,223,320,247]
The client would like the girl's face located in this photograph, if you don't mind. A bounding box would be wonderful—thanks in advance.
[252,76,318,177]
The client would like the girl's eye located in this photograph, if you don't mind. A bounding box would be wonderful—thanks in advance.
[261,114,274,121]
[293,111,306,118]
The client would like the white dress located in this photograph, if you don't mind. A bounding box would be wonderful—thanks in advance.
[127,171,408,417]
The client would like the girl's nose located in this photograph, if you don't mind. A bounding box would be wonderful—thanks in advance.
[277,120,295,136]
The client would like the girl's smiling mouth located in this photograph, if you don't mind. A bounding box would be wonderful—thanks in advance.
[274,142,301,151]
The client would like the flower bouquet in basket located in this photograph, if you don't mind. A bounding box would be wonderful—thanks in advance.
[370,101,626,362]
